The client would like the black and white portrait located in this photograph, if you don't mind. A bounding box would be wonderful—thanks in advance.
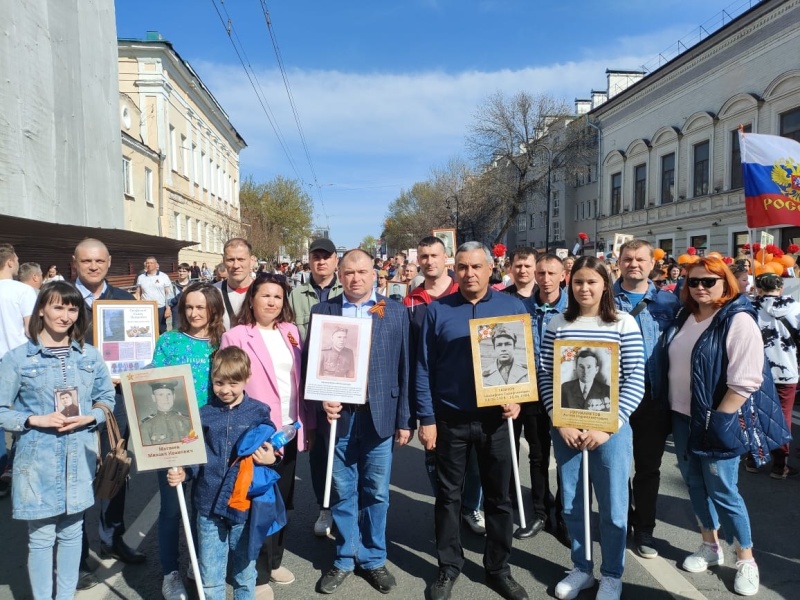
[559,347,611,411]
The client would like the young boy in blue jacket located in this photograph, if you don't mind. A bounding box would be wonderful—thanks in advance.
[168,347,279,600]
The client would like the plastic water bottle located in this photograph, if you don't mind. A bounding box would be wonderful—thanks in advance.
[268,421,301,451]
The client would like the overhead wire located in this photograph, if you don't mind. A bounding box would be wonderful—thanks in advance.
[209,0,305,184]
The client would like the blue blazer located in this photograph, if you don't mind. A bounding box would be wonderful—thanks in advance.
[308,294,412,439]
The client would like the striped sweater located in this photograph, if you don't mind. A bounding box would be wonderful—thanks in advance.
[539,313,646,425]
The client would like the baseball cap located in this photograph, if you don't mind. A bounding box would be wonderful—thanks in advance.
[309,238,336,254]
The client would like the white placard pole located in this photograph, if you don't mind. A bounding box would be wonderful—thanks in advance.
[507,417,526,529]
[582,449,591,561]
[172,467,205,600]
[323,419,338,508]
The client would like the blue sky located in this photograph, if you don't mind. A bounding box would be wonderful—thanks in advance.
[115,0,747,249]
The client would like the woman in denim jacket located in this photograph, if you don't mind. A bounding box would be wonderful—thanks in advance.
[0,281,115,599]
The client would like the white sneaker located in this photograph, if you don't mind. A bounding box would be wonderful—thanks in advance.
[682,543,724,573]
[462,509,486,535]
[555,568,595,600]
[314,508,333,537]
[162,570,188,600]
[734,561,759,596]
[596,576,622,600]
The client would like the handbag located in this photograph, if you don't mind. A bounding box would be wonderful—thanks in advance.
[92,403,132,500]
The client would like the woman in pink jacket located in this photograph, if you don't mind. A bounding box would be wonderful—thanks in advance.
[220,273,314,588]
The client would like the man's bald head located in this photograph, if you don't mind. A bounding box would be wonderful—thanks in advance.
[73,238,111,290]
[339,248,372,269]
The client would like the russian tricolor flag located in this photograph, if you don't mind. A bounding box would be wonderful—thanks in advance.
[740,131,800,228]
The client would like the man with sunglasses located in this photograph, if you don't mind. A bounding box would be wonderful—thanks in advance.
[289,237,344,538]
[614,239,680,559]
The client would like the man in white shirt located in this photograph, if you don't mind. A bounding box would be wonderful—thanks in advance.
[136,256,173,334]
[214,238,256,330]
[18,262,43,291]
[0,243,38,498]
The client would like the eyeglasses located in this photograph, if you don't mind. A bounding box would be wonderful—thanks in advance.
[653,280,665,287]
[256,272,287,284]
[687,277,722,288]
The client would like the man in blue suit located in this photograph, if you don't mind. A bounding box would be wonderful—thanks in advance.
[308,248,412,595]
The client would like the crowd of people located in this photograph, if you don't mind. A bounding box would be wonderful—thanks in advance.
[0,233,795,600]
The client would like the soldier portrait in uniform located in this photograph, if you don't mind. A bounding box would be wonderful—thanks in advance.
[560,347,611,411]
[138,379,192,445]
[481,324,529,387]
[318,326,357,380]
[55,388,80,417]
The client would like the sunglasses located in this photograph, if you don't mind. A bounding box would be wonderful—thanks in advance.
[687,277,722,288]
[653,280,665,287]
[256,272,287,284]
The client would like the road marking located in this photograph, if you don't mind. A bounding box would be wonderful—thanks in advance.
[628,550,708,600]
[77,488,162,599]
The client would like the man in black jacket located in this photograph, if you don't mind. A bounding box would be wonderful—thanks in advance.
[73,239,146,589]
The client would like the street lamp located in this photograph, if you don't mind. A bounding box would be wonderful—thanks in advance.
[534,146,554,254]
[446,195,459,245]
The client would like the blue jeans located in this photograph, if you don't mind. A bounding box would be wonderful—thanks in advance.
[28,512,83,600]
[157,469,185,575]
[671,413,753,548]
[425,447,483,513]
[327,412,393,571]
[552,424,632,579]
[196,513,255,600]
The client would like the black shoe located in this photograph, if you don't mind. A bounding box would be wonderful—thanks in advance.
[634,531,659,559]
[514,517,546,540]
[428,570,458,600]
[486,573,529,600]
[101,538,146,564]
[554,519,571,548]
[77,569,100,591]
[318,568,352,594]
[357,566,396,594]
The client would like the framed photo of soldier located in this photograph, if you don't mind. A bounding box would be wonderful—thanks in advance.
[432,228,456,265]
[119,365,207,471]
[387,282,408,302]
[552,340,619,433]
[304,314,373,405]
[93,300,159,380]
[469,314,538,408]
[55,387,80,417]
[611,233,634,258]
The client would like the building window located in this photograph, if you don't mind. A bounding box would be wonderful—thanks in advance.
[661,153,675,204]
[181,135,188,176]
[174,212,181,241]
[144,167,153,204]
[781,107,800,143]
[733,231,749,258]
[592,199,597,218]
[169,125,177,172]
[691,235,708,256]
[517,213,526,232]
[192,143,198,185]
[610,172,622,214]
[122,157,132,196]
[730,125,751,189]
[659,239,673,259]
[529,214,535,229]
[186,216,192,241]
[633,164,646,210]
[552,191,559,217]
[552,220,561,240]
[693,141,710,197]
[201,151,208,190]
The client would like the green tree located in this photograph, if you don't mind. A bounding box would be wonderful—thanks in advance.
[359,235,379,255]
[239,175,314,259]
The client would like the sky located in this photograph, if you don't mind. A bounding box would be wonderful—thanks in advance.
[115,0,753,249]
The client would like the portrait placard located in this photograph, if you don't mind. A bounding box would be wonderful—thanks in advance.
[120,365,207,471]
[552,340,620,432]
[432,228,456,265]
[611,233,634,258]
[469,314,538,408]
[304,314,373,404]
[387,282,408,302]
[93,300,159,380]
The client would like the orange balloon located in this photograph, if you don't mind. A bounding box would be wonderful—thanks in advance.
[755,265,769,276]
[678,254,691,264]
[779,255,796,268]
[768,261,785,275]
[753,259,762,270]
[653,248,665,261]
[707,251,722,259]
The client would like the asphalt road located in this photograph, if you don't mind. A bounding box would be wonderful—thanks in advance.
[1,412,799,600]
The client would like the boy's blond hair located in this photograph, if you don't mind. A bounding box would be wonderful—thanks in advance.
[211,347,251,382]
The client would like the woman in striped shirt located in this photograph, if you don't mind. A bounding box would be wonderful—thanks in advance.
[539,256,645,600]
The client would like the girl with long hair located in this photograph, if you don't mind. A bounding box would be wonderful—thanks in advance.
[0,281,115,599]
[539,256,645,600]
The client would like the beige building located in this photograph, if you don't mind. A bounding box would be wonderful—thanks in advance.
[118,32,246,268]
